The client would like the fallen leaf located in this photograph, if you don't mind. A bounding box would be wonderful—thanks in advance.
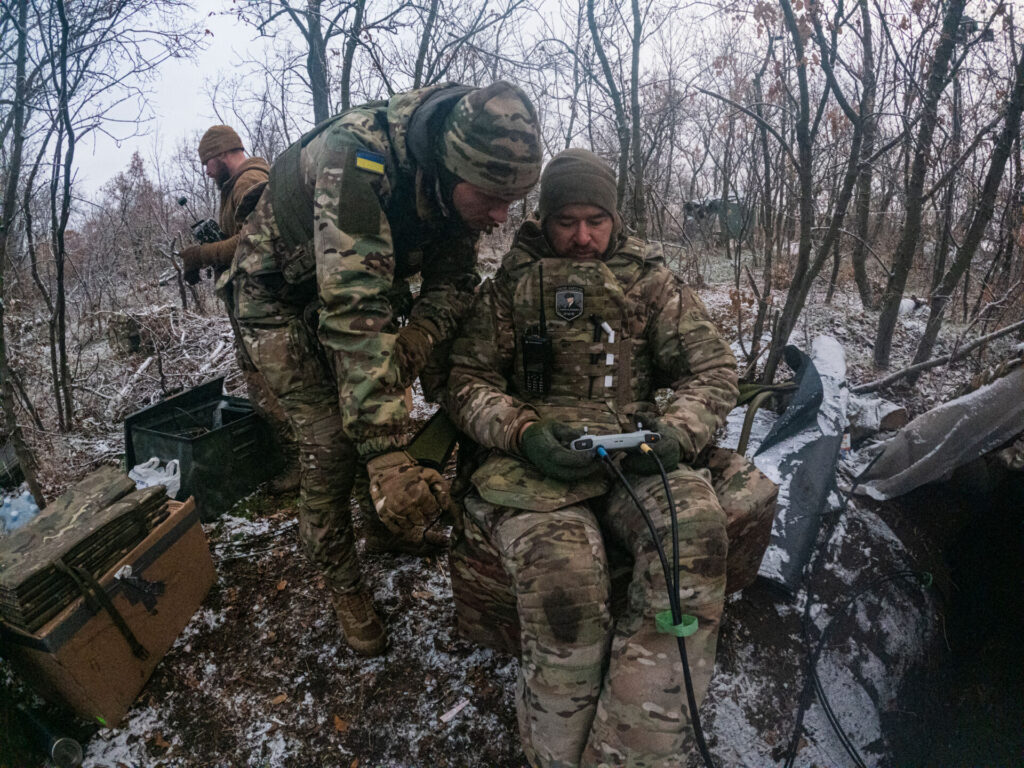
[276,579,288,591]
[333,714,349,733]
[152,732,171,748]
[349,759,359,768]
[271,693,288,705]
[411,590,434,600]
[440,697,470,723]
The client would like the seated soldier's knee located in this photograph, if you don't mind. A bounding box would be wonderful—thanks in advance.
[704,447,778,593]
[503,510,612,646]
[633,469,728,607]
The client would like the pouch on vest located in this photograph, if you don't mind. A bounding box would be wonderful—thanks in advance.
[470,454,610,512]
[513,258,633,407]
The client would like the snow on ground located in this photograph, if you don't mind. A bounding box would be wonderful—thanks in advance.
[6,261,1019,766]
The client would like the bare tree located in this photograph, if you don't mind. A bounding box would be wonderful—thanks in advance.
[907,36,1024,381]
[871,0,966,368]
[0,0,46,503]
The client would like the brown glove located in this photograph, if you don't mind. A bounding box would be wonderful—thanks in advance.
[366,451,450,545]
[180,237,239,284]
[180,244,205,285]
[394,321,437,387]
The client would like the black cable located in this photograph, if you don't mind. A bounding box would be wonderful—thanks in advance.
[811,569,930,768]
[597,447,716,768]
[783,487,931,767]
[783,452,890,768]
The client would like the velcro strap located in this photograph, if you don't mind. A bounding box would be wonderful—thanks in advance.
[56,559,150,660]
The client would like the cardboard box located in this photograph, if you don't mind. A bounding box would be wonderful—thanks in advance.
[1,498,214,726]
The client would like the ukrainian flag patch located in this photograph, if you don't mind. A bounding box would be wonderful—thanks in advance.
[355,149,386,175]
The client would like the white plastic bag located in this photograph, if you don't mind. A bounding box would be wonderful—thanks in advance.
[128,457,161,487]
[161,459,181,498]
[129,456,181,498]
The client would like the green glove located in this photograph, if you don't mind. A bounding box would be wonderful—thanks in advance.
[621,419,689,475]
[520,419,602,482]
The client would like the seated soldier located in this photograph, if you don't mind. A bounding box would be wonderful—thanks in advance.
[446,148,772,767]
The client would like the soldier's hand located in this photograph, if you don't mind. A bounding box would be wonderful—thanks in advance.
[180,244,204,285]
[621,418,692,475]
[366,451,450,545]
[394,322,435,387]
[520,419,603,482]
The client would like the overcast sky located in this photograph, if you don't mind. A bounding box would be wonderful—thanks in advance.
[74,7,267,195]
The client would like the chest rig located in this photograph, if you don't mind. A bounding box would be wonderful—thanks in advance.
[512,257,635,410]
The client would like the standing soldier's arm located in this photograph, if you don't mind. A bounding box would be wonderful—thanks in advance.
[650,277,739,461]
[394,231,480,400]
[447,271,540,454]
[310,136,410,458]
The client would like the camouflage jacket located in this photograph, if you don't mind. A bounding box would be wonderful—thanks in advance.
[447,221,739,508]
[227,84,481,455]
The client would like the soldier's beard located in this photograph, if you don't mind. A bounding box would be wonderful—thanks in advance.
[212,162,231,189]
[564,246,601,260]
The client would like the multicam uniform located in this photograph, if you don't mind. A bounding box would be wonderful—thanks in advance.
[447,221,753,767]
[202,158,297,462]
[220,83,535,595]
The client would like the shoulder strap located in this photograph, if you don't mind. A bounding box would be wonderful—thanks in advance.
[270,112,354,251]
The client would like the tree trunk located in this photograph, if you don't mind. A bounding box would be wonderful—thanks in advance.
[850,0,876,309]
[0,0,46,505]
[872,0,965,368]
[628,0,646,238]
[587,0,630,211]
[907,39,1024,383]
[305,0,330,123]
[412,0,438,90]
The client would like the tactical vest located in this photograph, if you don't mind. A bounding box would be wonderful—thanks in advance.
[267,84,470,285]
[508,246,659,434]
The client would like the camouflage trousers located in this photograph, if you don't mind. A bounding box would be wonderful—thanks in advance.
[461,465,728,768]
[236,313,364,594]
[224,296,299,466]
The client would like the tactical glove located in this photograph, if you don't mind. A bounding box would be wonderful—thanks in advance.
[366,451,450,545]
[621,419,693,475]
[180,244,204,285]
[520,419,603,482]
[394,322,436,387]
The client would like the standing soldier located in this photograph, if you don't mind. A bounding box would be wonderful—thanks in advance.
[221,83,542,656]
[180,126,299,492]
[446,149,774,766]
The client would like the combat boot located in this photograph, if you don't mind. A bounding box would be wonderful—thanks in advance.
[331,589,386,657]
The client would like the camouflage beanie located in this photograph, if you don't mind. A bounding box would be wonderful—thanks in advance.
[538,148,618,222]
[439,81,542,198]
[198,125,244,164]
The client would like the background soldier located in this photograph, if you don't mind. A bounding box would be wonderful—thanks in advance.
[447,148,760,766]
[222,82,542,656]
[182,126,299,492]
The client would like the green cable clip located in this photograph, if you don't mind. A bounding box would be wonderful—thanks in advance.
[96,715,107,727]
[656,611,698,637]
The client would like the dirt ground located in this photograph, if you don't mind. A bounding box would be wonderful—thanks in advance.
[2,284,1022,767]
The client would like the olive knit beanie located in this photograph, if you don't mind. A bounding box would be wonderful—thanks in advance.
[198,125,244,164]
[538,148,619,222]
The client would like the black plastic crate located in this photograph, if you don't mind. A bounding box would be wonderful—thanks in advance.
[124,378,282,521]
